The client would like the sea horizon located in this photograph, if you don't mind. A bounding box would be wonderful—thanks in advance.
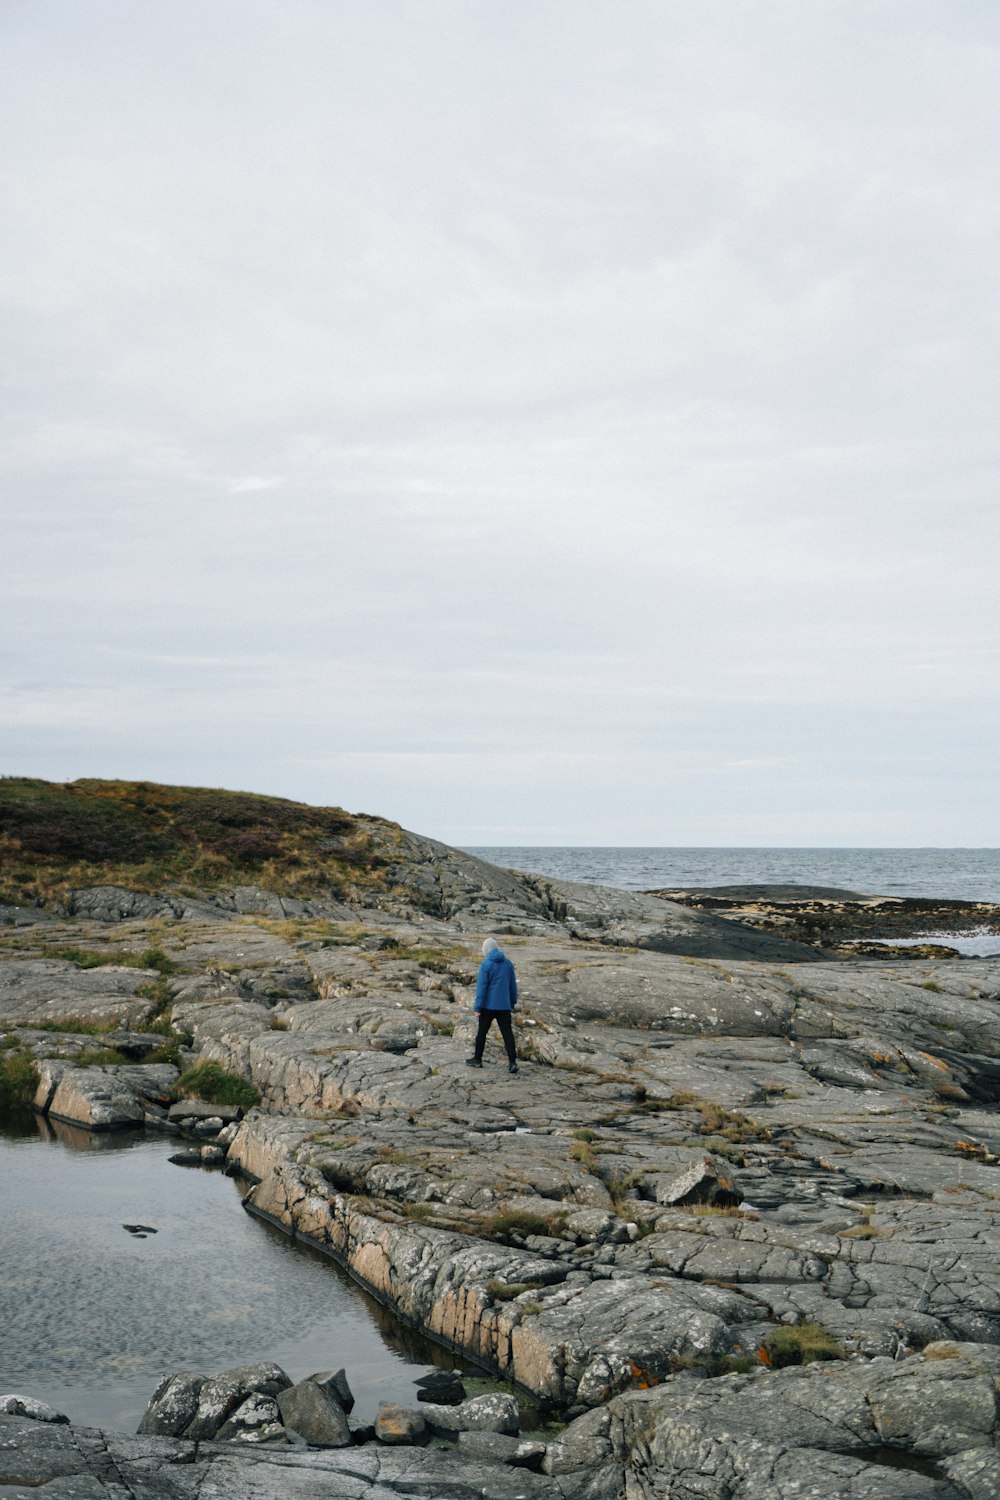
[460,845,1000,908]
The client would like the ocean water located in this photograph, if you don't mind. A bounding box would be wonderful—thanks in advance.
[462,847,1000,904]
[463,847,1000,957]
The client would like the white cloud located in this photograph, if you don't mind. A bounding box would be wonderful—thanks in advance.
[2,0,998,842]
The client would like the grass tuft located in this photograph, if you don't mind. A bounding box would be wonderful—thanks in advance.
[0,1046,40,1108]
[763,1321,844,1367]
[174,1060,260,1107]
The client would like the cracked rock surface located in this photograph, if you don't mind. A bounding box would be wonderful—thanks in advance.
[3,837,1000,1498]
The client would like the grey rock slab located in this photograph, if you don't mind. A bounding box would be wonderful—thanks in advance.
[609,1349,1000,1496]
[45,1068,147,1131]
[275,1380,351,1447]
[457,1430,547,1466]
[418,1392,520,1435]
[0,957,161,1031]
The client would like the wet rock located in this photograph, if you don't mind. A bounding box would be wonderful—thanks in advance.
[415,1368,466,1404]
[374,1400,426,1444]
[276,1379,351,1446]
[168,1149,205,1166]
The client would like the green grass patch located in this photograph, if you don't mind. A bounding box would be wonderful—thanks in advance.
[71,1047,130,1067]
[144,1038,185,1067]
[174,1060,260,1108]
[40,945,179,973]
[0,1047,40,1108]
[764,1321,844,1367]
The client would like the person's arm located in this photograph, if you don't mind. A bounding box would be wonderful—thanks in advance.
[509,962,518,1008]
[475,963,486,1013]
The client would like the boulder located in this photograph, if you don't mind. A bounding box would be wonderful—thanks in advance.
[374,1401,427,1444]
[183,1363,292,1441]
[137,1371,205,1436]
[419,1392,520,1435]
[307,1367,355,1413]
[215,1393,282,1441]
[276,1379,352,1447]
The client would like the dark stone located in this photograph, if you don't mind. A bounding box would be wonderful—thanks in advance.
[276,1380,351,1447]
[414,1369,466,1405]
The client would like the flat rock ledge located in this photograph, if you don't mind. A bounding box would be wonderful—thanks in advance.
[5,854,1000,1496]
[5,1343,1000,1498]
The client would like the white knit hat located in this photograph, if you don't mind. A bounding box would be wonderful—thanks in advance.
[482,937,499,956]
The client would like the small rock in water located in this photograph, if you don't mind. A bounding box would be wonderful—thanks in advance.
[415,1368,466,1405]
[122,1223,158,1235]
[0,1393,69,1424]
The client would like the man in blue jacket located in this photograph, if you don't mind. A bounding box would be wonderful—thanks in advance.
[466,937,519,1074]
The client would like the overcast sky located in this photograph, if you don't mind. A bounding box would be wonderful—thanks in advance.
[3,2,998,846]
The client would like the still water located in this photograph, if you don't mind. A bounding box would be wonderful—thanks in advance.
[463,846,1000,904]
[0,1113,461,1433]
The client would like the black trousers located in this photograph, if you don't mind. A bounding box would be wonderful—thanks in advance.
[474,1009,516,1064]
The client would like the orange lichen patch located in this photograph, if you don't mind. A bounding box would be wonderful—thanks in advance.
[917,1051,951,1074]
[756,1346,772,1366]
[955,1139,990,1160]
[629,1362,662,1390]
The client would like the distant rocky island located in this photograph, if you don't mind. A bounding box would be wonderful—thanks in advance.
[2,777,999,1498]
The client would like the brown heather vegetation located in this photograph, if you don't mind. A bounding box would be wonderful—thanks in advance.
[0,777,397,907]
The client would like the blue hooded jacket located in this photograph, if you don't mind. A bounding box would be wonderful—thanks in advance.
[475,946,517,1013]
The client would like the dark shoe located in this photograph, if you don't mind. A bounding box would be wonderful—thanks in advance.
[508,1063,519,1075]
[465,1057,483,1068]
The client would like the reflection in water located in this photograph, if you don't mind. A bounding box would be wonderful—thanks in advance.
[0,1117,467,1433]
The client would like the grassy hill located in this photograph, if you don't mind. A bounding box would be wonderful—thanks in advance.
[0,778,399,907]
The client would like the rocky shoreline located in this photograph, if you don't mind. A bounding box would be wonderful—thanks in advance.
[655,885,1000,959]
[3,828,1000,1497]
